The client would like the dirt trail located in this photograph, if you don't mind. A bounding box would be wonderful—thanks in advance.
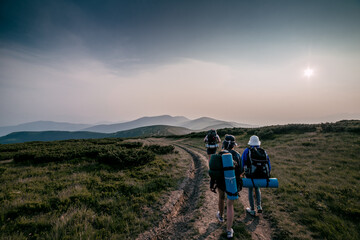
[137,140,273,239]
[239,188,273,240]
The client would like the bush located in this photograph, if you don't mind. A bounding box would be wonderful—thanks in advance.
[255,129,275,140]
[14,152,36,163]
[98,149,155,168]
[144,145,175,155]
[118,142,143,149]
[321,120,360,134]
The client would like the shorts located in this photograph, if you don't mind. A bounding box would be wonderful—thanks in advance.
[215,179,226,192]
[207,147,217,155]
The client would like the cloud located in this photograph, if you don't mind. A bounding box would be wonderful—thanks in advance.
[0,44,359,126]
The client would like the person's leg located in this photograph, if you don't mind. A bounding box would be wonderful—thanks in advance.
[248,187,255,210]
[218,189,225,216]
[255,187,261,206]
[226,199,234,231]
[255,187,262,212]
[207,148,211,160]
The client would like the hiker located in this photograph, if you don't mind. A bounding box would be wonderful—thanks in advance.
[209,134,243,238]
[241,135,271,216]
[204,129,221,160]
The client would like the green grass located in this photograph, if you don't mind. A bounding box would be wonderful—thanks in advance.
[0,139,184,239]
[182,120,360,239]
[1,120,359,239]
[261,131,360,240]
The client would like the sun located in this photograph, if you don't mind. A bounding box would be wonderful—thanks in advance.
[304,67,314,78]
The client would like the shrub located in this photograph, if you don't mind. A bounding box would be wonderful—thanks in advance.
[119,142,143,149]
[144,145,175,155]
[14,152,36,163]
[98,149,155,168]
[321,120,360,134]
[255,129,275,140]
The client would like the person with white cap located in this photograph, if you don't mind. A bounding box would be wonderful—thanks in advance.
[241,135,271,216]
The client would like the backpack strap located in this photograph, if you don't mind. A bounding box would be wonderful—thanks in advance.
[223,166,235,171]
[225,191,239,197]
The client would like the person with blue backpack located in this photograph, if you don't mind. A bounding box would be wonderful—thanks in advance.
[241,135,271,216]
[209,134,243,238]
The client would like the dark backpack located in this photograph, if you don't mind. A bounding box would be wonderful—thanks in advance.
[209,151,243,194]
[207,130,217,145]
[245,147,270,180]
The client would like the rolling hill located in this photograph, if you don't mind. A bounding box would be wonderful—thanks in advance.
[0,121,92,137]
[82,115,190,133]
[83,115,252,133]
[0,125,192,144]
[179,117,253,130]
[111,125,192,138]
[0,115,253,142]
[0,131,108,144]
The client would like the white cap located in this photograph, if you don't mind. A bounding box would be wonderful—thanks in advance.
[248,135,261,146]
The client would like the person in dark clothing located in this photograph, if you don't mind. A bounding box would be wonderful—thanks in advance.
[212,134,243,238]
[204,129,221,160]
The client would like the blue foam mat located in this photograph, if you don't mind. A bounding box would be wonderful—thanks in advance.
[222,153,239,200]
[242,178,279,188]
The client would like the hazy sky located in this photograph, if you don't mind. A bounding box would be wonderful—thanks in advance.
[1,0,359,126]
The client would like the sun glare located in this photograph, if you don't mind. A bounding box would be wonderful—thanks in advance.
[304,67,314,78]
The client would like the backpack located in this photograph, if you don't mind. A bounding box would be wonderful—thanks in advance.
[209,151,242,194]
[207,130,217,145]
[245,147,270,180]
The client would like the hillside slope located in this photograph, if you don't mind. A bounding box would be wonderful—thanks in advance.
[0,121,92,137]
[82,115,252,133]
[0,131,108,144]
[111,125,192,138]
[180,117,253,130]
[0,125,192,144]
[83,115,189,133]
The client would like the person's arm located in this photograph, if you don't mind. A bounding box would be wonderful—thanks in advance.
[204,135,208,143]
[241,148,248,168]
[267,154,271,173]
[241,148,249,177]
[216,135,221,143]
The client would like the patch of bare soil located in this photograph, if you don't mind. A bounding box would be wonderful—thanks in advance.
[0,159,13,164]
[137,139,273,239]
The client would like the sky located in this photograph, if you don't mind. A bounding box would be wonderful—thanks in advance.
[0,0,359,126]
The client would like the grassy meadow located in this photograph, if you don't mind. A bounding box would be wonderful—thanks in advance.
[183,120,360,239]
[262,131,360,240]
[0,139,187,239]
[0,120,359,239]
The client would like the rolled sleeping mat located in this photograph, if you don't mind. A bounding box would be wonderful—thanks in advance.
[222,153,239,200]
[242,178,279,188]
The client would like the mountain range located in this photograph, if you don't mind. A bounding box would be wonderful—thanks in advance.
[0,115,253,144]
[0,125,193,144]
[0,121,92,137]
[0,115,252,136]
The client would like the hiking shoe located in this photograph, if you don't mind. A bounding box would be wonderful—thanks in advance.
[216,211,224,223]
[246,207,256,216]
[227,228,234,238]
[257,205,263,213]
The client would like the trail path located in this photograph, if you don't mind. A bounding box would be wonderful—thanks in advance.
[137,139,273,240]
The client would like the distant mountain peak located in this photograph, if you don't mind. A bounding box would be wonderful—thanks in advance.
[0,115,253,137]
